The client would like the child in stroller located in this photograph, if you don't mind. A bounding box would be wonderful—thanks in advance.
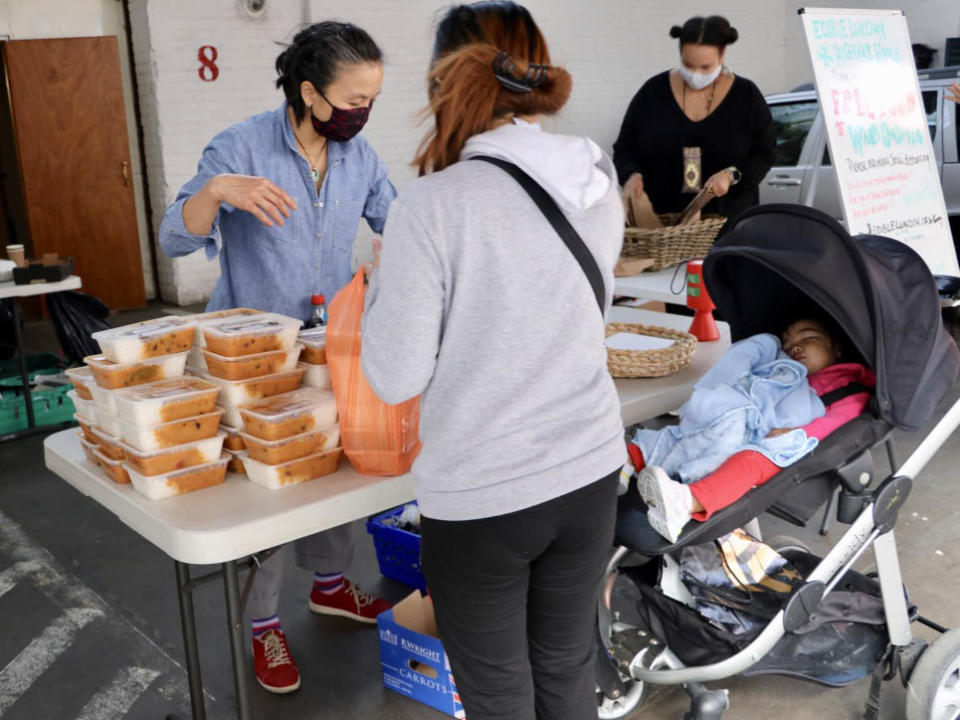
[619,315,875,544]
[595,204,960,720]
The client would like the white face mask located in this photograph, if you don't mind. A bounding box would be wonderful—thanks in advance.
[679,64,722,91]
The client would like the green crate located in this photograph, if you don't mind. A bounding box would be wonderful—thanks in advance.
[0,383,75,436]
[0,352,64,382]
[0,353,67,399]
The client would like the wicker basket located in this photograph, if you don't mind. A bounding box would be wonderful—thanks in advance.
[622,213,726,271]
[606,322,697,378]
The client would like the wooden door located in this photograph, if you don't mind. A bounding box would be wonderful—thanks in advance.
[3,36,145,309]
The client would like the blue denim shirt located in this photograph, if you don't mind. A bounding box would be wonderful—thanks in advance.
[159,102,396,321]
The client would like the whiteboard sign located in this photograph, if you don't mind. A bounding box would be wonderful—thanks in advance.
[801,7,960,277]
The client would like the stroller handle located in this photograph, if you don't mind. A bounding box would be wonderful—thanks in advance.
[896,397,960,481]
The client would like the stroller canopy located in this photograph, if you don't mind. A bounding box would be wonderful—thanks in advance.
[703,204,959,430]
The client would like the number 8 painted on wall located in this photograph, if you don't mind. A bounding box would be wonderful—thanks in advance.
[198,46,219,82]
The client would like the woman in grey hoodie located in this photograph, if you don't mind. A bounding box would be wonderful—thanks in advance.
[362,3,625,718]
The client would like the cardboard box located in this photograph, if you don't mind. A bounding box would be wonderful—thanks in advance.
[377,592,465,718]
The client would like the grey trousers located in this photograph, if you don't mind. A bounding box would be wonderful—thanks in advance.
[246,521,358,620]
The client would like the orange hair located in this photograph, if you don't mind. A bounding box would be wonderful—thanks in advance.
[414,7,572,175]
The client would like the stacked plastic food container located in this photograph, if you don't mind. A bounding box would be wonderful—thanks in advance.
[189,311,312,478]
[297,326,331,390]
[71,318,229,499]
[70,309,343,497]
[236,386,341,488]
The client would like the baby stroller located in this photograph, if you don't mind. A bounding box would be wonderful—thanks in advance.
[595,204,960,720]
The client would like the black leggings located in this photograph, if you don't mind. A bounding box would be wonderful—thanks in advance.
[420,470,619,720]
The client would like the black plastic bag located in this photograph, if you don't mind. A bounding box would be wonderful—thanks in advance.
[631,548,912,686]
[46,291,112,364]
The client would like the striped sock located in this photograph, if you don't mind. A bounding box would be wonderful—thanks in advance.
[251,615,282,637]
[313,572,344,595]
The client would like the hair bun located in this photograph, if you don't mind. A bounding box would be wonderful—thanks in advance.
[669,25,684,39]
[727,26,739,44]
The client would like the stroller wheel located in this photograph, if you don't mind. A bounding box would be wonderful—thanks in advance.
[597,674,645,719]
[597,547,649,719]
[906,628,960,720]
[764,535,812,556]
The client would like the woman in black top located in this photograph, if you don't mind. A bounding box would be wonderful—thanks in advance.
[614,16,775,226]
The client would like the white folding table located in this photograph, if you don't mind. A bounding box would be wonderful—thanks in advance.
[43,306,729,720]
[1,275,83,442]
[612,264,689,306]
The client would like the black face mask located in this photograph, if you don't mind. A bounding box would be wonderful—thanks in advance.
[310,90,371,142]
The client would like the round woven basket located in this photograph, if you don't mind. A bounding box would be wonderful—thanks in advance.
[606,322,697,378]
[622,213,726,272]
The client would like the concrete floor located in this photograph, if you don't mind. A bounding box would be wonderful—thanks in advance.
[1,302,959,720]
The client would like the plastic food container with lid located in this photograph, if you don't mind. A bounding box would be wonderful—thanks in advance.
[201,367,304,407]
[121,431,225,477]
[221,423,245,451]
[84,352,188,390]
[65,366,96,401]
[127,454,230,500]
[118,408,224,452]
[298,361,331,390]
[191,308,264,348]
[218,403,244,429]
[238,387,338,441]
[225,448,246,475]
[79,435,101,466]
[239,425,340,465]
[114,377,220,426]
[202,344,302,381]
[186,347,207,372]
[68,390,97,424]
[90,426,126,461]
[200,314,301,358]
[94,406,122,438]
[240,446,342,489]
[92,317,196,363]
[76,416,99,445]
[297,327,327,365]
[88,381,120,414]
[93,448,131,484]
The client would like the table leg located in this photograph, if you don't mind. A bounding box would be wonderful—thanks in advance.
[11,298,35,429]
[223,560,251,720]
[175,561,206,720]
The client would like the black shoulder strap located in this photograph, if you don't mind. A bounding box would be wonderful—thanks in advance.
[819,382,872,407]
[471,155,606,315]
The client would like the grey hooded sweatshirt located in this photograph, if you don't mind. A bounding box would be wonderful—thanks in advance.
[362,120,626,521]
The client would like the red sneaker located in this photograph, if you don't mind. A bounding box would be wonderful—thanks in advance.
[308,578,391,624]
[252,628,301,694]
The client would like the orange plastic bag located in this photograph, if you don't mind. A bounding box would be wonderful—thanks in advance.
[326,270,421,476]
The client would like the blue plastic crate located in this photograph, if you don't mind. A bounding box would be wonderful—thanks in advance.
[366,503,425,591]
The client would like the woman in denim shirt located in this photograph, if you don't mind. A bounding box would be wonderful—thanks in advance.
[159,22,395,695]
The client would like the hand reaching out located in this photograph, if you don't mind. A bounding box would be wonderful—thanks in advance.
[212,174,297,227]
[947,82,960,105]
[364,237,382,280]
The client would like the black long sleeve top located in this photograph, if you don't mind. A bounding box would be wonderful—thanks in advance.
[613,71,776,225]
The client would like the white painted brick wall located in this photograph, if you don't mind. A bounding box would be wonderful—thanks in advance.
[330,0,792,262]
[132,1,958,306]
[130,0,302,306]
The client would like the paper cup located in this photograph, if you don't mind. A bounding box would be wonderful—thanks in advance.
[5,244,25,267]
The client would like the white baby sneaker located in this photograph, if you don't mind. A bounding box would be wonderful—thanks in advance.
[638,465,693,544]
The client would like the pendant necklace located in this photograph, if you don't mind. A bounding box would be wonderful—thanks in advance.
[294,129,326,185]
[683,74,720,118]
